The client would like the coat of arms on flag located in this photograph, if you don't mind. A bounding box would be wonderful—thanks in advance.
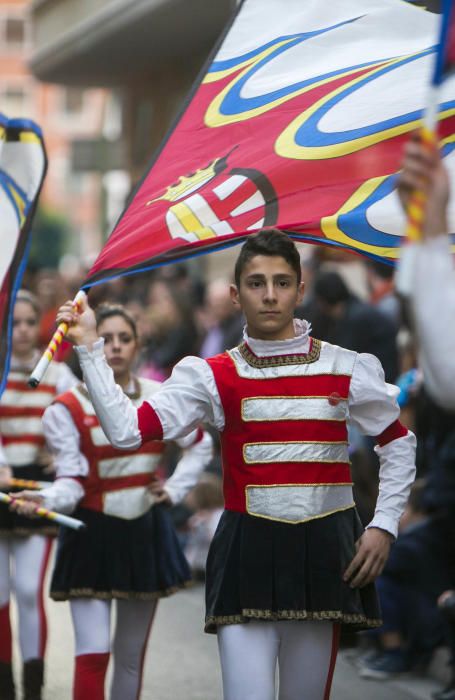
[0,116,47,396]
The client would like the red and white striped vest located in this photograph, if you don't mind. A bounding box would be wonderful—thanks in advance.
[0,362,63,467]
[206,338,357,524]
[55,378,166,519]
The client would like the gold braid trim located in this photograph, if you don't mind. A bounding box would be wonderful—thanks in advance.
[205,609,382,633]
[0,527,58,538]
[51,581,192,602]
[237,338,322,368]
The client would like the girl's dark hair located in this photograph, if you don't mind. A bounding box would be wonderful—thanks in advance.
[95,303,138,339]
[234,228,301,287]
[16,289,41,317]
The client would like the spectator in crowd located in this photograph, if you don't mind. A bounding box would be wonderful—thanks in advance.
[305,270,399,383]
[359,479,444,679]
[34,268,72,360]
[366,260,401,329]
[199,279,243,358]
[184,473,224,579]
[437,592,455,700]
[139,278,199,377]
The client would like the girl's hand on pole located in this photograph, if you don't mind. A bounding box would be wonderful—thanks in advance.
[56,292,98,347]
[8,491,44,518]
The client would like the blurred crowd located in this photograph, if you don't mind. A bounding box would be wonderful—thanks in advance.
[22,239,455,695]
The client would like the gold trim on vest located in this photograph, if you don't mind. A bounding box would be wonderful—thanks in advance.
[237,338,322,368]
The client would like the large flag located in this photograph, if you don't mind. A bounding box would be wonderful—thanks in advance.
[0,116,47,395]
[84,0,455,288]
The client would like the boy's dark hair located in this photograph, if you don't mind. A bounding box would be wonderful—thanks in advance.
[234,228,301,288]
[95,303,138,339]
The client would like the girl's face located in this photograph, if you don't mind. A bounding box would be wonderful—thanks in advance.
[12,301,40,358]
[97,315,138,379]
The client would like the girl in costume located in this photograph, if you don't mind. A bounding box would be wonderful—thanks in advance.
[0,290,76,700]
[14,303,212,700]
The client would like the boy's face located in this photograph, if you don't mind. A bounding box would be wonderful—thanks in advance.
[230,255,304,340]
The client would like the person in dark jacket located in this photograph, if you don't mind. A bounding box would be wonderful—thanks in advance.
[300,270,399,383]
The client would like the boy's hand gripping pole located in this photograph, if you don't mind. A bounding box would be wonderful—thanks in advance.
[28,290,86,388]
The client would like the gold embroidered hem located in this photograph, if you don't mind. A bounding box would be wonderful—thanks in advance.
[51,581,192,602]
[204,608,382,633]
[245,500,355,525]
[236,338,322,368]
[0,526,58,538]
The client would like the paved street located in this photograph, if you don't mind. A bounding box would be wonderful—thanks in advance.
[12,569,442,699]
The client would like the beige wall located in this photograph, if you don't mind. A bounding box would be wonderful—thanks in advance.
[0,0,107,260]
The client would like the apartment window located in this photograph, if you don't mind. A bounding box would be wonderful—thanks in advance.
[63,88,85,115]
[3,86,27,116]
[5,17,25,48]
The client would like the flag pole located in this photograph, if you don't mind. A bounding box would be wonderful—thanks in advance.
[8,478,49,490]
[28,290,85,388]
[403,88,439,246]
[0,492,86,530]
[396,25,444,297]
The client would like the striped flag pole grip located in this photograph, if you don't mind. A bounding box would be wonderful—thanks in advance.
[8,478,49,490]
[396,84,439,297]
[0,492,86,530]
[28,290,86,388]
[404,125,437,243]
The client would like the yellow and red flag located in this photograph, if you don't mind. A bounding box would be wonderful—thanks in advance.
[84,0,455,289]
[0,116,47,396]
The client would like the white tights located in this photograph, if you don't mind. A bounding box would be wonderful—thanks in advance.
[70,598,158,700]
[217,620,339,700]
[0,535,52,662]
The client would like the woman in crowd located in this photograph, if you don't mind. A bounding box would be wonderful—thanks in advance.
[13,303,212,700]
[0,290,76,700]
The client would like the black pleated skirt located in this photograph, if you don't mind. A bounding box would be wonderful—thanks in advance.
[50,505,191,601]
[0,465,57,537]
[205,507,382,633]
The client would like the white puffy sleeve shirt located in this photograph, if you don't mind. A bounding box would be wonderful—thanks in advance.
[75,339,415,538]
[399,235,455,410]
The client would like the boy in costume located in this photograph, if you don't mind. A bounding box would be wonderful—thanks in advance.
[55,229,416,700]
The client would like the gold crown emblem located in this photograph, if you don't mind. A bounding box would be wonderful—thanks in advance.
[146,157,225,205]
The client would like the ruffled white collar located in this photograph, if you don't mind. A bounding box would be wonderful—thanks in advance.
[243,318,311,357]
